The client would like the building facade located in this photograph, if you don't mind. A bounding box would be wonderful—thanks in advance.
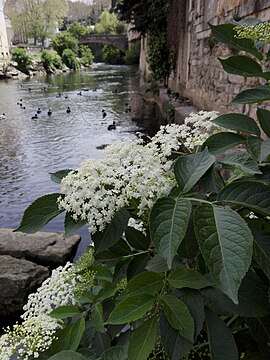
[0,0,10,59]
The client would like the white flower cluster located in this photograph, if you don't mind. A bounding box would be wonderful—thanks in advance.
[0,263,77,359]
[59,138,176,234]
[148,110,220,160]
[128,217,147,236]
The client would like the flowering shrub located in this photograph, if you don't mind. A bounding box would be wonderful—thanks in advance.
[2,20,270,360]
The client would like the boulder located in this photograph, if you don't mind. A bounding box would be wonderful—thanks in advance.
[0,228,81,267]
[0,255,49,316]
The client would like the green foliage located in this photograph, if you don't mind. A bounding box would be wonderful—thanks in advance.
[11,47,33,75]
[62,49,80,70]
[51,32,78,57]
[124,42,140,65]
[41,50,63,73]
[67,23,91,39]
[102,45,125,65]
[79,45,94,66]
[10,17,270,360]
[94,10,120,35]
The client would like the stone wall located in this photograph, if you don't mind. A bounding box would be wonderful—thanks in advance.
[139,0,270,117]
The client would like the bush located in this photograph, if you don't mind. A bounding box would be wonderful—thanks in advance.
[67,23,91,39]
[79,45,94,66]
[40,50,63,73]
[61,49,80,70]
[51,32,78,57]
[124,41,140,65]
[102,45,125,65]
[11,47,33,75]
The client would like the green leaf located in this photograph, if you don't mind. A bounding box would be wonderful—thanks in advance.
[50,169,74,184]
[247,137,270,163]
[15,193,64,233]
[253,229,270,280]
[177,217,199,259]
[145,255,169,273]
[209,23,262,59]
[257,108,270,137]
[69,317,86,350]
[49,305,81,319]
[128,316,157,360]
[91,264,113,281]
[231,86,270,104]
[94,283,118,302]
[219,152,261,175]
[218,180,270,216]
[92,303,105,333]
[205,307,238,360]
[150,197,191,269]
[92,208,130,254]
[174,148,215,193]
[100,346,128,360]
[204,132,245,155]
[194,204,253,303]
[64,212,87,236]
[219,56,270,80]
[212,113,261,136]
[162,294,195,342]
[106,294,155,325]
[126,252,150,280]
[168,269,212,290]
[77,348,97,360]
[51,324,73,353]
[246,316,270,359]
[48,350,86,360]
[92,332,111,357]
[125,226,150,250]
[125,271,164,296]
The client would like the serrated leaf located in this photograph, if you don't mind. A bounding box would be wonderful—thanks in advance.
[205,307,238,360]
[219,152,261,175]
[69,317,86,350]
[212,113,261,136]
[168,269,212,290]
[100,346,128,360]
[95,283,118,302]
[64,212,87,236]
[194,204,253,303]
[15,193,64,233]
[174,148,215,193]
[209,23,262,59]
[150,197,191,269]
[49,305,81,319]
[51,324,73,353]
[252,229,270,280]
[106,294,155,325]
[92,208,130,254]
[48,350,86,360]
[125,226,150,250]
[219,56,270,80]
[247,137,270,163]
[204,132,245,155]
[50,169,74,184]
[128,316,157,360]
[92,303,105,333]
[125,271,164,296]
[231,86,270,104]
[162,294,195,342]
[218,180,270,216]
[257,108,270,137]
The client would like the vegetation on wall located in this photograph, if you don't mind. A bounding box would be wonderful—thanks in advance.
[11,47,33,75]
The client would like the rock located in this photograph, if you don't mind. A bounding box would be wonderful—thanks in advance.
[0,228,81,267]
[0,255,49,316]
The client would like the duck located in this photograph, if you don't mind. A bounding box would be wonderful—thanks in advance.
[31,114,38,119]
[0,113,6,119]
[66,106,71,113]
[48,109,52,116]
[56,93,61,98]
[64,95,68,99]
[102,109,107,119]
[108,121,116,130]
[37,108,41,114]
[77,91,82,96]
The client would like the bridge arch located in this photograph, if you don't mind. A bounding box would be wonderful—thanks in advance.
[78,34,128,53]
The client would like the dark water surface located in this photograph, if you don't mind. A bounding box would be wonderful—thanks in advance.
[0,64,144,259]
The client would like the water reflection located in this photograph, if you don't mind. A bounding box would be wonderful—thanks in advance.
[0,64,144,259]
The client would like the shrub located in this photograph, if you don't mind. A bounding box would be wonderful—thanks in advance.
[67,23,91,39]
[79,45,94,66]
[40,50,63,73]
[51,32,78,57]
[102,45,125,65]
[11,47,33,75]
[124,41,140,65]
[61,49,80,70]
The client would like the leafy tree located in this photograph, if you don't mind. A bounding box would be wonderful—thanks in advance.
[79,45,94,66]
[51,32,78,57]
[67,22,91,39]
[124,41,140,64]
[11,47,33,74]
[62,48,80,70]
[94,10,119,34]
[102,45,124,64]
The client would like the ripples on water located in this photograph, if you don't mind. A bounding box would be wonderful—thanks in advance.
[0,64,144,259]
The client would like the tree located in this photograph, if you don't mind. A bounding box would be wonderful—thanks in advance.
[67,22,91,39]
[94,10,119,34]
[51,32,78,56]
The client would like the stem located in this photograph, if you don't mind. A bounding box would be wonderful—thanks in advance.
[226,314,238,328]
[122,250,149,259]
[184,197,213,205]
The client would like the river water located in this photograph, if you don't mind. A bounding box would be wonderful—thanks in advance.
[0,64,151,259]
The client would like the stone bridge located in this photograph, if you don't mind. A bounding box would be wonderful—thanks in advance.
[78,34,128,53]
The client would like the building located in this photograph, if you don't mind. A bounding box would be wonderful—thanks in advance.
[0,0,10,59]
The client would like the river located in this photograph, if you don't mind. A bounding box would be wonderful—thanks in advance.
[0,64,153,259]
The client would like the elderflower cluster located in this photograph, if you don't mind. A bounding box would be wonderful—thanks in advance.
[234,22,270,43]
[59,138,176,234]
[148,110,220,160]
